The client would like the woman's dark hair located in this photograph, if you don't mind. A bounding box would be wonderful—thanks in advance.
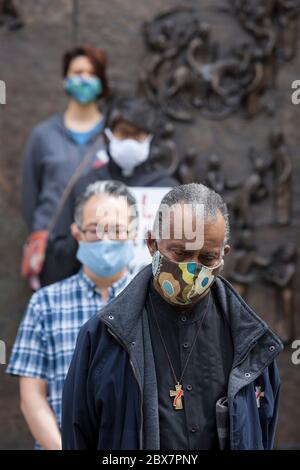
[107,96,157,134]
[62,44,109,97]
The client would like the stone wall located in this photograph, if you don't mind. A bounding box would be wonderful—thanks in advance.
[0,0,299,449]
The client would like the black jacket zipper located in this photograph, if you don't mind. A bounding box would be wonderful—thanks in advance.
[104,325,144,450]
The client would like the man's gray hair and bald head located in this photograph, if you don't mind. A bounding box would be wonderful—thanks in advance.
[153,183,230,244]
[74,180,137,228]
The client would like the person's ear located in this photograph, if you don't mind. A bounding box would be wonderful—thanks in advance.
[223,244,231,256]
[146,230,158,256]
[70,223,82,242]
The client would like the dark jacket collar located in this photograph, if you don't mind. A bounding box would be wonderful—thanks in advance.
[99,265,283,370]
[105,155,176,186]
[211,275,283,368]
[99,265,283,450]
[99,265,153,349]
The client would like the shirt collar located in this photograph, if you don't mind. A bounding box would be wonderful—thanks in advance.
[148,280,211,324]
[78,267,131,300]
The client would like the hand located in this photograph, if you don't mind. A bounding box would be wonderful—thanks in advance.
[21,230,49,279]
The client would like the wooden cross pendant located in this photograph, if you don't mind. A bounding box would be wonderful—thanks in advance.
[255,386,265,408]
[170,383,184,410]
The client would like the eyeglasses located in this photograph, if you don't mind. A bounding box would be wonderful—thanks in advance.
[79,226,129,242]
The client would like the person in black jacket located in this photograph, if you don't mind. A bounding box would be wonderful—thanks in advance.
[62,183,283,450]
[49,97,178,286]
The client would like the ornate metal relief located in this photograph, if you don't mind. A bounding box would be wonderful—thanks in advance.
[0,0,23,31]
[139,4,300,121]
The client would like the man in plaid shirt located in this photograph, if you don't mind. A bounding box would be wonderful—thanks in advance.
[6,180,137,449]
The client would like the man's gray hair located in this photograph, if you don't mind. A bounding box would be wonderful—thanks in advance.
[153,183,230,244]
[74,180,137,228]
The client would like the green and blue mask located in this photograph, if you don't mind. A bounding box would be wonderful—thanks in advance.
[64,75,102,104]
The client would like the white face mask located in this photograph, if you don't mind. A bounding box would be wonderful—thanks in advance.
[105,128,152,176]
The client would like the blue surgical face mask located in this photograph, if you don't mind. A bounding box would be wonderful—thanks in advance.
[76,239,134,278]
[64,75,102,104]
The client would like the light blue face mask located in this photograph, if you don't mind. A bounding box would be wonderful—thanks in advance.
[76,239,134,278]
[64,75,102,104]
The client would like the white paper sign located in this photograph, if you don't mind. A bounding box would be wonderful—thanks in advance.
[129,186,172,270]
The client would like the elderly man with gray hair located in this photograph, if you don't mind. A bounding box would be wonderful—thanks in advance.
[7,180,137,450]
[62,183,283,451]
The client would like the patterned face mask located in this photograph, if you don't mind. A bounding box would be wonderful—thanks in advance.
[152,249,224,306]
[64,75,102,104]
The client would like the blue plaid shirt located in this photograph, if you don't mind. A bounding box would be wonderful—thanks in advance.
[6,268,131,448]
